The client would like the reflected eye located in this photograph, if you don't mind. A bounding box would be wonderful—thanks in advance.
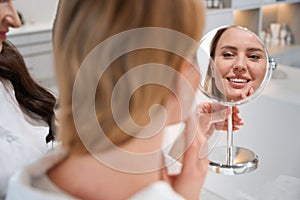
[248,54,260,60]
[223,53,234,58]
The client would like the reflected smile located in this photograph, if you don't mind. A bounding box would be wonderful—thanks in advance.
[226,77,251,89]
[227,78,250,83]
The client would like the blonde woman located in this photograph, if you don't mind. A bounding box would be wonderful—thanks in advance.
[7,1,242,199]
[205,26,267,102]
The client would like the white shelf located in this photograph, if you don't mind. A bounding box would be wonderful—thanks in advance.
[232,0,261,9]
[268,44,300,55]
[206,8,233,15]
[7,22,53,36]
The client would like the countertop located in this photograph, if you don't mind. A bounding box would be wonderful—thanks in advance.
[262,64,300,105]
[7,22,53,36]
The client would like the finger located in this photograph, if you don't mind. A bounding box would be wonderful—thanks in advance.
[240,87,254,99]
[232,113,244,124]
[209,107,230,124]
[241,93,247,99]
[233,127,240,131]
[216,124,238,131]
[197,103,211,114]
[232,106,240,113]
[209,102,228,112]
[232,113,242,122]
[197,103,228,132]
[215,120,243,131]
[249,87,254,95]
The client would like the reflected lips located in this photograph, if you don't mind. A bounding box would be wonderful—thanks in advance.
[226,77,250,89]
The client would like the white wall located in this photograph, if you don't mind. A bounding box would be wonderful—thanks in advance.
[12,0,59,24]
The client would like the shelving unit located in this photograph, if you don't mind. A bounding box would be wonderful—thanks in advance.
[204,0,300,66]
[234,8,260,34]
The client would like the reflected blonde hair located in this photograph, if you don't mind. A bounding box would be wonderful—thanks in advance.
[53,0,205,154]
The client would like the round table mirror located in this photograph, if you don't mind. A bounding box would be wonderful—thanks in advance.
[196,25,276,175]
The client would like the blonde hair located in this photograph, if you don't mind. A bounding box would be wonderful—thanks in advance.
[54,0,205,154]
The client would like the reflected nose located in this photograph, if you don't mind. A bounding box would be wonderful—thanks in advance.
[4,3,21,28]
[233,58,247,75]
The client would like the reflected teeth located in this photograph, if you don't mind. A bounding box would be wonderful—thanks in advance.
[229,78,248,83]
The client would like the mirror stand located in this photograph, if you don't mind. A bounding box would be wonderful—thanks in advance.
[208,106,258,175]
[196,25,275,175]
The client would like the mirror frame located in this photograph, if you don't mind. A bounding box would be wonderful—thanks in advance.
[197,25,275,106]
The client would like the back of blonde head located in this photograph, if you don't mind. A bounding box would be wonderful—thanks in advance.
[53,0,205,154]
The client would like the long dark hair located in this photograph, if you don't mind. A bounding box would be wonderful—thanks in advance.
[0,40,56,143]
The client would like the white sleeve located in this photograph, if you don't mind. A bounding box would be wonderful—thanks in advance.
[0,82,48,198]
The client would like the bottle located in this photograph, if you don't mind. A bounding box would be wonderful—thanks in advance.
[259,30,266,43]
[213,0,220,8]
[219,0,224,9]
[206,0,213,8]
[286,32,292,45]
[279,24,288,46]
[265,30,272,47]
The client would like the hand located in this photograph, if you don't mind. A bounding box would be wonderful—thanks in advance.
[241,87,254,99]
[161,113,209,200]
[225,106,244,131]
[162,103,244,199]
[197,103,244,136]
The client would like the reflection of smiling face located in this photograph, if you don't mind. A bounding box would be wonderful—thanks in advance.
[214,27,267,101]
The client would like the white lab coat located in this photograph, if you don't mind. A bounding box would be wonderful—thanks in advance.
[0,81,49,199]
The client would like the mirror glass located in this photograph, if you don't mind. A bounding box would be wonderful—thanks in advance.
[196,25,275,175]
[197,25,273,106]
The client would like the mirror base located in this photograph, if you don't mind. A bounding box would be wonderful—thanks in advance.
[209,146,258,175]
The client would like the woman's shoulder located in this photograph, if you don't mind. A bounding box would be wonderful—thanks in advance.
[6,147,71,200]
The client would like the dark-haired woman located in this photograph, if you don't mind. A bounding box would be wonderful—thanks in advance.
[0,1,56,198]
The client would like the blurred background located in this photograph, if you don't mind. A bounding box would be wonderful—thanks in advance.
[7,0,300,199]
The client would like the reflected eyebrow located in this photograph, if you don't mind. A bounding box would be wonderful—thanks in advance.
[221,45,264,53]
[220,45,237,51]
[246,47,265,53]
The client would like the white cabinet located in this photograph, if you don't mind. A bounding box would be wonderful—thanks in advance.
[205,9,233,33]
[7,24,56,92]
[286,0,300,3]
[232,0,262,9]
